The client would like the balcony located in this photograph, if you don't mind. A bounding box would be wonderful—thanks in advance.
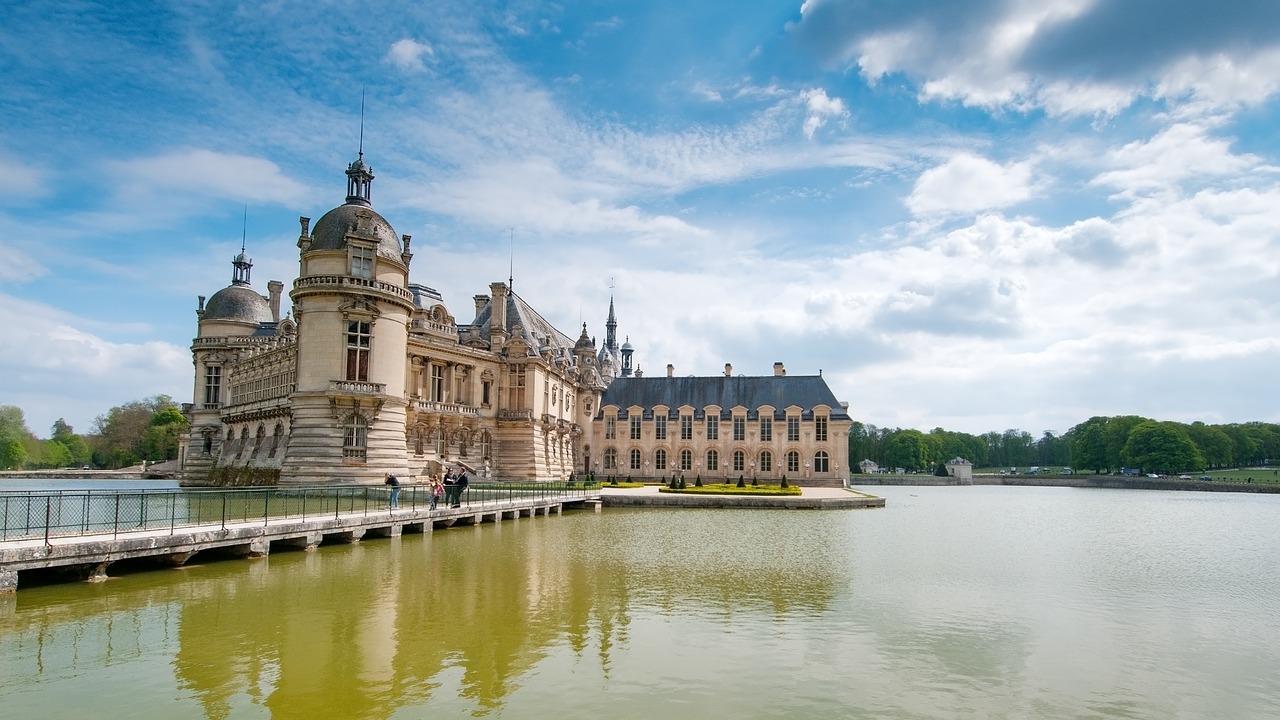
[294,275,412,301]
[413,399,480,417]
[329,380,386,395]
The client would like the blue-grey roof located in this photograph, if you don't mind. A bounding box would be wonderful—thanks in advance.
[202,284,272,324]
[472,289,576,357]
[308,202,402,260]
[599,375,850,420]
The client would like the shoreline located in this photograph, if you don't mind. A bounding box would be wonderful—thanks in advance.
[857,474,1280,494]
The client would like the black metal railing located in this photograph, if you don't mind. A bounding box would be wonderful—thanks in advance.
[0,482,598,543]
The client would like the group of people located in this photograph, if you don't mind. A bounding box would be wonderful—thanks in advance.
[426,466,469,510]
[385,467,470,510]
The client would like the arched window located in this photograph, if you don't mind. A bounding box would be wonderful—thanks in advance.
[603,448,618,470]
[814,451,830,472]
[630,448,642,470]
[654,448,667,471]
[480,431,492,460]
[343,415,368,460]
[235,427,249,459]
[268,423,284,458]
[759,450,773,473]
[250,425,266,458]
[433,427,445,457]
[732,449,745,472]
[706,449,719,471]
[786,450,800,473]
[679,448,692,471]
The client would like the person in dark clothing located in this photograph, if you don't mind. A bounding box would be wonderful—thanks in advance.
[443,470,457,507]
[453,469,469,508]
[384,474,400,508]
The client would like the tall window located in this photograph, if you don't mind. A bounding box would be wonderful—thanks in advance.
[787,416,800,442]
[815,416,828,442]
[479,431,491,459]
[733,416,745,441]
[680,449,692,471]
[706,416,718,440]
[434,428,445,456]
[759,416,772,442]
[482,380,492,407]
[760,450,773,472]
[680,414,692,440]
[430,364,444,402]
[351,245,374,278]
[507,365,526,408]
[706,449,719,471]
[787,450,800,473]
[604,448,618,470]
[732,450,745,472]
[654,449,667,471]
[605,416,617,440]
[654,415,667,440]
[204,366,222,405]
[343,415,368,459]
[630,448,642,470]
[346,321,371,381]
[630,416,642,440]
[814,451,830,472]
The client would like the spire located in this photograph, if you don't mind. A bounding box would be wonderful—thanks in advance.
[345,92,374,206]
[605,294,618,352]
[232,210,252,286]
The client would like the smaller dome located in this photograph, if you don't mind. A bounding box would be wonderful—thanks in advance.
[203,285,272,324]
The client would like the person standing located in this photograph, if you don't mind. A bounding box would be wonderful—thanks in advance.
[385,473,400,509]
[443,469,457,508]
[453,468,469,508]
[430,474,444,510]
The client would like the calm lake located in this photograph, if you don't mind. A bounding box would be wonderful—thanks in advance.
[2,484,1278,719]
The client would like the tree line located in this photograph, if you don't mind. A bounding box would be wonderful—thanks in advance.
[0,396,189,471]
[849,417,1279,475]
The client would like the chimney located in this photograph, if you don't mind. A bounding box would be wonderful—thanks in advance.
[474,294,489,317]
[666,364,674,377]
[268,281,284,322]
[773,362,785,377]
[724,363,733,377]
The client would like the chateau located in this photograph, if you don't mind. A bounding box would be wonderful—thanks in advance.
[178,151,852,486]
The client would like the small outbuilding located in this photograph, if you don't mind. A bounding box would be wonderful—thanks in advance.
[945,457,974,483]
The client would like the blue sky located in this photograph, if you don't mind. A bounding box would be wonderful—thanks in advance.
[2,0,1279,439]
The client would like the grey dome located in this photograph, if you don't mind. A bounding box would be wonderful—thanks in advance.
[309,203,402,260]
[203,284,272,324]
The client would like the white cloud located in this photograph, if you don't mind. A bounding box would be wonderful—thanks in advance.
[907,153,1035,216]
[800,88,848,139]
[1091,123,1261,198]
[387,38,435,72]
[109,149,311,207]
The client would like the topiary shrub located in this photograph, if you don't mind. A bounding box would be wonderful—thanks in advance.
[736,475,745,488]
[751,476,758,486]
[611,476,618,485]
[669,475,679,489]
[780,475,789,488]
[695,474,703,487]
[678,476,686,489]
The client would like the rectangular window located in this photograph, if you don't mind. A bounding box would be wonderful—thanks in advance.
[346,321,371,381]
[430,364,444,402]
[605,416,616,440]
[630,416,642,440]
[655,415,667,441]
[680,414,692,440]
[787,416,800,442]
[759,417,772,442]
[760,452,773,472]
[507,366,526,409]
[815,416,828,442]
[351,246,374,279]
[482,380,491,407]
[706,416,718,440]
[204,366,221,405]
[733,416,745,442]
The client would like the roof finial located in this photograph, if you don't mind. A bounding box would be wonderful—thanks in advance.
[241,204,247,254]
[509,228,515,290]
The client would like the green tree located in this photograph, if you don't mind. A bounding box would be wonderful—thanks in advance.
[1123,421,1205,474]
[1,438,27,469]
[883,429,928,471]
[1104,415,1150,470]
[92,395,178,468]
[1186,422,1233,469]
[1066,416,1109,473]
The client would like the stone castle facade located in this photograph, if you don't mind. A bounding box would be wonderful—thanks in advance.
[178,151,851,486]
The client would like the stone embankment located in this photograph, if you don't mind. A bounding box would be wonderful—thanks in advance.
[855,474,1280,494]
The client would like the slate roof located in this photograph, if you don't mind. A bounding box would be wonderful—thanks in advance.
[599,375,850,420]
[471,289,577,358]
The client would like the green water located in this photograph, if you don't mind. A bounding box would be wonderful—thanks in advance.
[2,486,1278,719]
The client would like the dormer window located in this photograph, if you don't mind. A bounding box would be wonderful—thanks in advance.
[351,245,374,279]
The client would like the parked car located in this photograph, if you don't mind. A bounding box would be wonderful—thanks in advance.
[1199,475,1213,481]
[1178,475,1192,480]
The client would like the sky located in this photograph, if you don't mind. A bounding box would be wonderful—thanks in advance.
[2,0,1279,440]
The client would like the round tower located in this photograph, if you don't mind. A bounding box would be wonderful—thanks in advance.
[281,152,416,483]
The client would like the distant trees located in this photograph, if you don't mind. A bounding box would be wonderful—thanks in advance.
[91,395,187,468]
[1063,416,1278,474]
